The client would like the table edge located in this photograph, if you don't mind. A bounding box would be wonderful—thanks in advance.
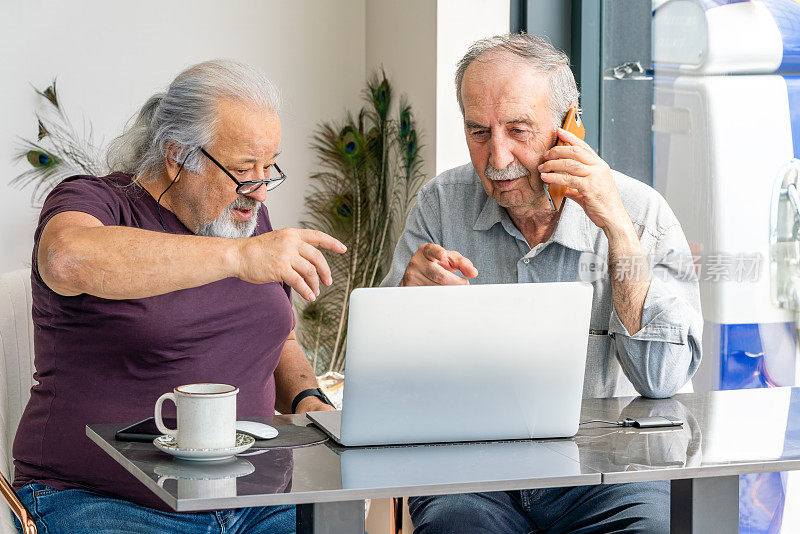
[85,425,178,511]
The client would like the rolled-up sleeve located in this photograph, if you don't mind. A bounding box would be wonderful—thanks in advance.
[608,223,703,398]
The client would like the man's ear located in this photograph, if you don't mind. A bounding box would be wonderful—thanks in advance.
[163,143,183,181]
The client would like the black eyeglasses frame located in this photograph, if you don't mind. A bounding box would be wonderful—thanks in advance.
[199,147,286,194]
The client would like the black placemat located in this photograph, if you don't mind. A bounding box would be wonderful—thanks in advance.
[251,423,328,449]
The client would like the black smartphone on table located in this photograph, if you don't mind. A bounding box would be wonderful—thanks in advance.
[115,416,175,442]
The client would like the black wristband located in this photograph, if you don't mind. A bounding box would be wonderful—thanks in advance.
[291,388,335,414]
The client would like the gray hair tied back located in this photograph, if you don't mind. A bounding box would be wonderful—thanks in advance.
[107,59,282,182]
[454,33,579,130]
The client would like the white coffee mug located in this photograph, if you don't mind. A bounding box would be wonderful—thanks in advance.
[154,383,238,449]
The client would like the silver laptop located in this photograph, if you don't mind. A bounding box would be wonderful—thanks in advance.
[307,282,593,446]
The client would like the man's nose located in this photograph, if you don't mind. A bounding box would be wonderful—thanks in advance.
[488,133,514,170]
[244,183,268,203]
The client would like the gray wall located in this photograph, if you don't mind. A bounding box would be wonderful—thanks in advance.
[514,0,653,184]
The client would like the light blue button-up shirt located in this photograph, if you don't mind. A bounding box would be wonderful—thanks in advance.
[381,163,702,399]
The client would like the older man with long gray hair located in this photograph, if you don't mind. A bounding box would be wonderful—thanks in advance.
[382,34,702,533]
[12,60,344,533]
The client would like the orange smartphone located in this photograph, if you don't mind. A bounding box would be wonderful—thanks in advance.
[544,106,586,211]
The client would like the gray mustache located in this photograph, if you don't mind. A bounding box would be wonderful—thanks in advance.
[230,196,258,211]
[485,162,529,181]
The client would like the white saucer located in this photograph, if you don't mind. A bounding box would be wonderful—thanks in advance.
[153,433,255,462]
[154,457,255,480]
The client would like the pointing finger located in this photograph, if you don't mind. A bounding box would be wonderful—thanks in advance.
[446,251,478,278]
[421,243,448,263]
[299,229,347,253]
[422,262,470,286]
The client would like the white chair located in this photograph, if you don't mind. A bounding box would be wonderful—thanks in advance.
[0,269,37,534]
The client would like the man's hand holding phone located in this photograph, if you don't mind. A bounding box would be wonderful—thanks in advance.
[538,127,629,234]
[543,106,586,211]
[400,243,479,286]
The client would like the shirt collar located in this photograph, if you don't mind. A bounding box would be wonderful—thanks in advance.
[473,192,596,253]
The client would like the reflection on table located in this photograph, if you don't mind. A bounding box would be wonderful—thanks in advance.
[87,387,800,515]
[154,457,255,499]
[571,387,800,484]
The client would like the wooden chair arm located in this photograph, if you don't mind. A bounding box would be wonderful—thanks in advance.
[0,472,36,534]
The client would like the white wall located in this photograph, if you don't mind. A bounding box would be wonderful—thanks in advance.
[436,0,510,175]
[365,0,438,184]
[0,0,366,272]
[0,0,511,274]
[366,0,510,179]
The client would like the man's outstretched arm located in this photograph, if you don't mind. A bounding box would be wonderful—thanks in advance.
[39,211,345,300]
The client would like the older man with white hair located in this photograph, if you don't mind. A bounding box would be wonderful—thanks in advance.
[12,60,344,533]
[382,34,702,533]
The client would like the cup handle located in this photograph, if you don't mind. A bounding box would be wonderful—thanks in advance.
[155,392,178,437]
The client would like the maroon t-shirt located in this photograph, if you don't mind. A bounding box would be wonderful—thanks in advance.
[12,173,295,509]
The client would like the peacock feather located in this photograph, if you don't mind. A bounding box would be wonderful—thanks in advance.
[297,71,426,374]
[37,119,49,141]
[399,108,412,138]
[371,78,391,121]
[337,126,363,160]
[26,150,57,168]
[12,79,106,205]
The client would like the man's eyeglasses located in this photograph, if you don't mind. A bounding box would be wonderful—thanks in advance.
[199,147,286,195]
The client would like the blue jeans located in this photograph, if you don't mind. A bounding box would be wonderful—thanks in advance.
[14,483,295,534]
[409,481,669,533]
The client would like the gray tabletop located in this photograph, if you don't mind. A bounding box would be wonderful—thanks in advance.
[87,415,599,512]
[86,386,800,513]
[571,386,800,484]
